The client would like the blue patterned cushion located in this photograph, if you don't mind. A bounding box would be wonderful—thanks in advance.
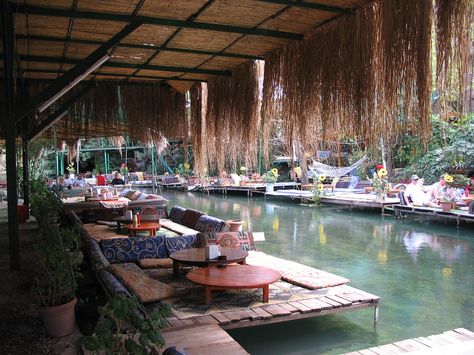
[87,239,110,270]
[100,236,168,263]
[194,215,227,233]
[165,235,199,254]
[98,269,132,298]
[168,206,186,223]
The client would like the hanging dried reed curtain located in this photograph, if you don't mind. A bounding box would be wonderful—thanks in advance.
[205,60,261,173]
[121,83,187,143]
[261,0,470,161]
[190,82,207,177]
[435,0,473,112]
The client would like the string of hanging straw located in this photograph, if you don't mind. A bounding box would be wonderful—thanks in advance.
[261,0,471,162]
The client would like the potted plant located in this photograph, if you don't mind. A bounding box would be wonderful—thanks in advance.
[372,166,389,202]
[30,179,83,337]
[439,195,454,212]
[310,175,327,206]
[262,168,279,192]
[81,295,170,354]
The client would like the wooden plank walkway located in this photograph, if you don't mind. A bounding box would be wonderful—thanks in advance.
[165,284,380,330]
[265,190,398,213]
[159,323,248,354]
[343,328,474,354]
[393,204,474,224]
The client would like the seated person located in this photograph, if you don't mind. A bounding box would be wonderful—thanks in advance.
[404,174,439,208]
[96,171,106,186]
[111,172,125,185]
[427,174,448,203]
[467,170,474,192]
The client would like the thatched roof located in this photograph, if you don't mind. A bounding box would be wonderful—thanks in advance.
[0,0,472,174]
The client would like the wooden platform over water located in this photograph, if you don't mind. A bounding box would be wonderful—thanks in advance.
[393,204,474,224]
[160,323,248,354]
[344,328,474,354]
[266,189,399,213]
[165,284,379,330]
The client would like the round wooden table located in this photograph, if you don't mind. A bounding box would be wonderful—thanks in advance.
[186,265,281,304]
[170,247,248,277]
[123,222,161,236]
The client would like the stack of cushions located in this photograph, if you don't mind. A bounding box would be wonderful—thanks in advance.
[125,190,142,201]
[181,208,205,228]
[195,215,229,233]
[107,263,175,303]
[168,206,186,224]
[100,236,168,263]
[198,232,256,251]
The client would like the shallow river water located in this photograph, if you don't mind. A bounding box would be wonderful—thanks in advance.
[161,190,474,354]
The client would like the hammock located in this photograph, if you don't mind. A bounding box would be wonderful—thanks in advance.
[309,156,367,178]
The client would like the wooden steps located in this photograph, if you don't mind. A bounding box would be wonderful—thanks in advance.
[166,284,380,330]
[159,323,248,354]
[343,328,474,354]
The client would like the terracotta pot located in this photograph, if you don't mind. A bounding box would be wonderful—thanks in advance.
[226,219,243,232]
[439,201,452,212]
[17,205,29,223]
[39,297,77,337]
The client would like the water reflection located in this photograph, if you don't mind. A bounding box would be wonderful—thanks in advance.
[162,190,474,355]
[403,230,470,264]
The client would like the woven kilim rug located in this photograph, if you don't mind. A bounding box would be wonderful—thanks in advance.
[144,269,321,319]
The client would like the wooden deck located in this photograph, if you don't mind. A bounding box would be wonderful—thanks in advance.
[343,328,474,354]
[165,284,379,330]
[393,204,474,224]
[265,189,398,213]
[160,323,248,354]
[198,182,300,196]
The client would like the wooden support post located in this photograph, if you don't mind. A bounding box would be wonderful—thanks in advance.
[2,0,20,270]
[22,139,29,207]
[337,142,341,168]
[151,144,156,194]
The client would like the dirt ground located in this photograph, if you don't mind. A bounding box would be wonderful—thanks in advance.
[0,202,81,354]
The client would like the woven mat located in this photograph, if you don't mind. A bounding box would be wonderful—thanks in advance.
[144,269,319,320]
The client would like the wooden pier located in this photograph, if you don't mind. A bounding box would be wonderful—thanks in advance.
[198,182,300,196]
[265,189,399,214]
[165,284,379,331]
[344,328,474,354]
[393,204,474,224]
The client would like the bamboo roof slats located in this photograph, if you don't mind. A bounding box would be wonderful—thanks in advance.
[196,0,286,28]
[260,7,335,33]
[96,67,136,75]
[167,80,194,94]
[77,0,139,15]
[111,47,156,65]
[150,51,211,68]
[12,0,73,10]
[198,57,249,71]
[14,14,69,38]
[168,29,242,52]
[70,19,128,42]
[137,0,209,20]
[123,25,178,47]
[180,73,211,81]
[224,36,290,57]
[135,69,186,78]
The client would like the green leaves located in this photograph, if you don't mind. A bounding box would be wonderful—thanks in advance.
[80,296,168,354]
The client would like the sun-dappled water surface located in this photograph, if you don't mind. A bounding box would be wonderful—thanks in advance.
[161,190,474,354]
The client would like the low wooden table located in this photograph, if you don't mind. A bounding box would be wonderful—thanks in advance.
[187,265,281,304]
[123,222,161,236]
[170,247,248,277]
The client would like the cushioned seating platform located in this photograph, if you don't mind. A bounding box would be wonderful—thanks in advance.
[246,251,350,290]
[160,219,199,236]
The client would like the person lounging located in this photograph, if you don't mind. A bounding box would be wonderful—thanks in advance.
[404,174,439,208]
[111,172,125,185]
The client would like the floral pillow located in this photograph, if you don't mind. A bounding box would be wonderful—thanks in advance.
[198,232,256,251]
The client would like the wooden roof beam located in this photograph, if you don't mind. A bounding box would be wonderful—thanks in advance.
[15,21,142,123]
[20,55,230,76]
[258,0,351,14]
[23,68,206,82]
[12,4,304,40]
[16,34,263,60]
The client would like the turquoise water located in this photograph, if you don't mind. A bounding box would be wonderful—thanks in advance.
[161,190,474,354]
